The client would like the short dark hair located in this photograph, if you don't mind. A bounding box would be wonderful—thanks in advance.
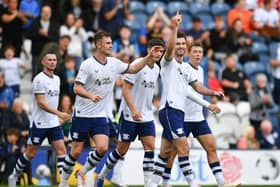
[60,35,71,41]
[6,128,19,136]
[192,17,201,23]
[147,38,165,49]
[188,42,203,52]
[3,44,16,52]
[177,31,186,39]
[93,31,111,45]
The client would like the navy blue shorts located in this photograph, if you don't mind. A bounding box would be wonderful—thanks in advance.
[28,122,64,145]
[108,119,119,138]
[70,116,109,142]
[184,120,212,137]
[118,113,155,142]
[159,106,185,140]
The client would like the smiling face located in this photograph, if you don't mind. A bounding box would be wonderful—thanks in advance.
[96,36,113,56]
[175,37,187,58]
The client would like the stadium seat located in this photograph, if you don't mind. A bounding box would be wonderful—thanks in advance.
[251,42,269,56]
[130,13,147,31]
[189,2,211,16]
[216,101,236,117]
[259,54,270,66]
[145,1,167,15]
[179,14,192,31]
[167,1,189,16]
[269,42,279,58]
[218,112,242,138]
[129,1,145,14]
[210,3,230,16]
[198,14,214,30]
[243,61,266,77]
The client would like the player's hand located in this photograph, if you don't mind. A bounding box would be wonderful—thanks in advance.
[131,110,142,121]
[58,112,71,122]
[213,91,224,98]
[208,104,221,114]
[91,94,103,103]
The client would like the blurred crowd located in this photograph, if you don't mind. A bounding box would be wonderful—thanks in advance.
[0,0,280,183]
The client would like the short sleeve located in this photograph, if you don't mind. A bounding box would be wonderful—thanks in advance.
[188,67,198,84]
[123,73,137,85]
[113,58,129,74]
[75,62,89,84]
[32,77,45,94]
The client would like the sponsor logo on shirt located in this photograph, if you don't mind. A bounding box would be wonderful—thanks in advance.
[95,77,113,86]
[141,80,155,88]
[47,89,59,96]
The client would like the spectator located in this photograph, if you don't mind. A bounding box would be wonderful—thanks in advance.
[249,73,275,129]
[39,35,71,73]
[100,0,133,40]
[226,18,258,64]
[64,0,85,19]
[258,119,280,149]
[0,45,26,97]
[26,5,59,77]
[228,0,253,34]
[221,54,252,103]
[19,0,40,31]
[185,17,210,50]
[146,7,170,40]
[269,43,280,105]
[237,126,260,149]
[208,65,222,103]
[0,128,24,182]
[58,56,77,102]
[209,16,230,61]
[11,98,29,145]
[253,0,280,38]
[112,24,140,61]
[1,0,27,57]
[0,71,14,109]
[60,12,87,70]
[58,94,73,144]
[81,0,103,33]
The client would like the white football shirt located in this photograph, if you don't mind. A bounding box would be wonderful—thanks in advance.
[74,56,129,117]
[160,57,197,112]
[120,58,160,122]
[184,63,205,122]
[31,72,60,128]
[0,58,24,86]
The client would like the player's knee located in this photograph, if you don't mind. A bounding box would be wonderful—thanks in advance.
[176,145,189,156]
[205,143,217,154]
[25,150,36,160]
[96,145,108,155]
[56,147,67,155]
[71,149,82,158]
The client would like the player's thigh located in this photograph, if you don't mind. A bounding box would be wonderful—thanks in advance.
[51,139,66,155]
[172,136,190,156]
[117,141,131,155]
[159,138,173,158]
[140,136,155,150]
[119,115,137,142]
[25,144,40,159]
[197,133,217,153]
[92,134,109,154]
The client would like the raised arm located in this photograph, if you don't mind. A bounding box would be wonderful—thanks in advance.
[164,12,182,62]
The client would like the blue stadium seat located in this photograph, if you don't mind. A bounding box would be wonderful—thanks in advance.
[130,13,147,31]
[179,14,192,31]
[251,42,269,55]
[259,54,270,65]
[269,42,279,58]
[211,3,230,16]
[189,2,211,16]
[198,14,214,30]
[145,1,167,15]
[167,1,189,16]
[244,61,266,86]
[129,1,145,14]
